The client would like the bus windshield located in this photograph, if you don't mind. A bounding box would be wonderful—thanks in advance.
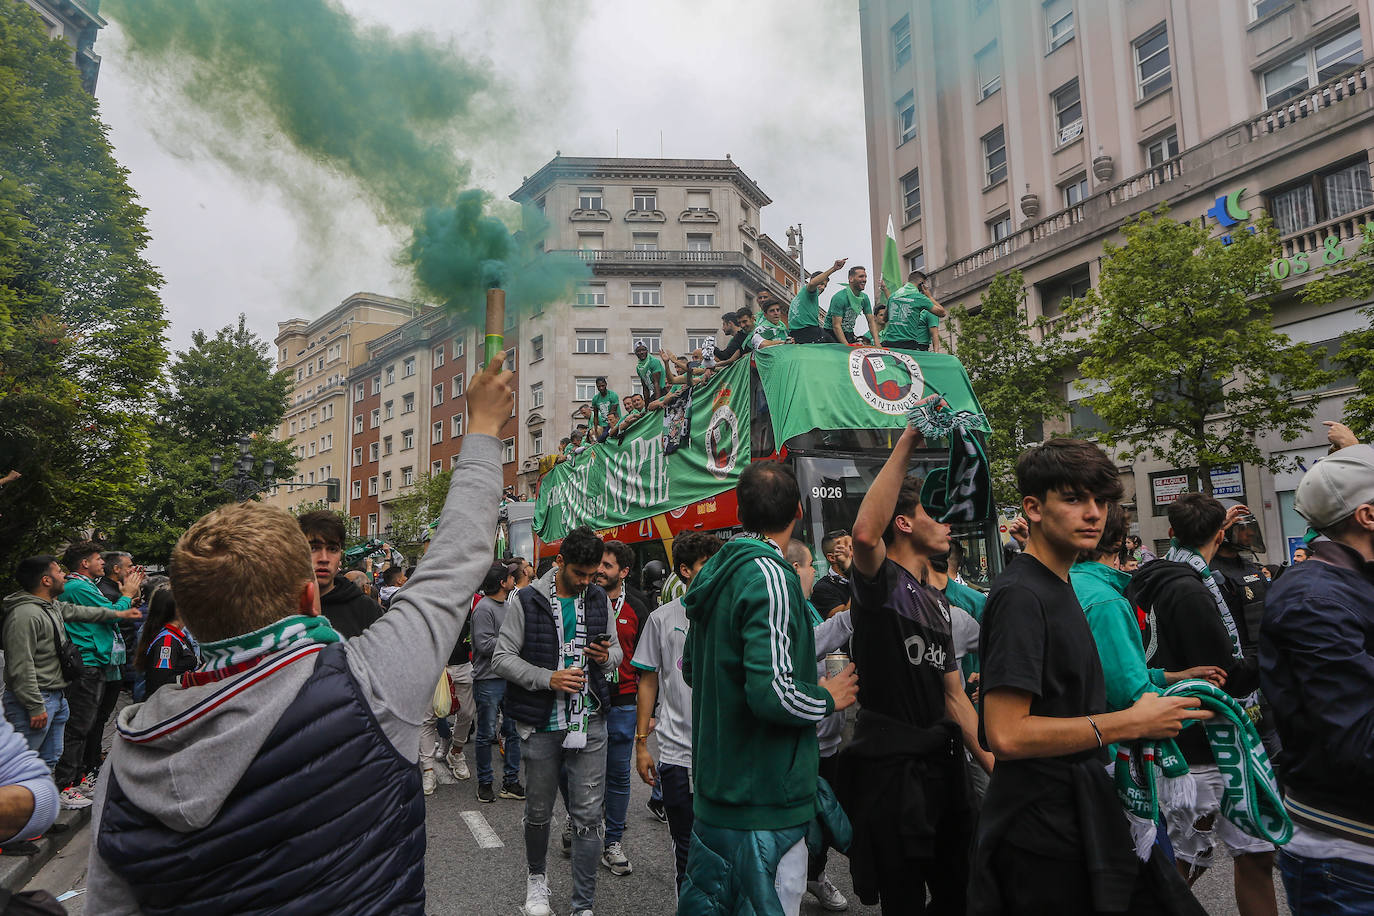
[792,451,1003,589]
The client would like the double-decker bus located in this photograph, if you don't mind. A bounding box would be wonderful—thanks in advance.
[528,345,1002,594]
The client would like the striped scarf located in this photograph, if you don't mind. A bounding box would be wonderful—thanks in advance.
[1164,541,1258,712]
[1114,680,1291,849]
[191,615,341,683]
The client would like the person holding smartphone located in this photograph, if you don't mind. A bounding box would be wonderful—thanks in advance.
[881,269,946,352]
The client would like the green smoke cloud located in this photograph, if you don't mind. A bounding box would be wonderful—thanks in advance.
[107,0,587,322]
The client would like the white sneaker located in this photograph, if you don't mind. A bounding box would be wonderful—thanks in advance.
[77,774,97,798]
[447,749,471,780]
[571,911,594,916]
[522,873,552,916]
[421,767,437,796]
[600,841,633,876]
[59,787,92,810]
[806,875,849,911]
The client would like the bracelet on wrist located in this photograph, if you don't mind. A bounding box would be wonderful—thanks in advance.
[1085,715,1104,748]
[634,734,650,742]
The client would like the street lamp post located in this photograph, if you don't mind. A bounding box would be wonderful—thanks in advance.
[210,436,276,502]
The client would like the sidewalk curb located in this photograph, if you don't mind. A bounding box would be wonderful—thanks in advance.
[0,807,91,893]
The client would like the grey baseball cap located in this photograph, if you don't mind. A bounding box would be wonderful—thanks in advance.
[1294,444,1374,530]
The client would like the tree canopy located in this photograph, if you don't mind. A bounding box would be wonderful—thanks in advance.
[1064,208,1328,490]
[0,3,167,571]
[1299,227,1374,440]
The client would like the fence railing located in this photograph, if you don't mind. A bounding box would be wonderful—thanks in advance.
[1245,63,1371,140]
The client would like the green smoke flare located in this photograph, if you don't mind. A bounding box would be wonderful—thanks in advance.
[107,0,587,322]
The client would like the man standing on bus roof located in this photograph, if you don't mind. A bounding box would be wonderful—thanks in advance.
[789,258,848,344]
[882,269,946,352]
[677,462,859,915]
[829,266,873,345]
[634,342,666,404]
[589,377,620,442]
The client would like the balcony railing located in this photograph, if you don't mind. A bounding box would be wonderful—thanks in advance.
[1278,201,1374,259]
[573,248,732,265]
[1246,63,1371,139]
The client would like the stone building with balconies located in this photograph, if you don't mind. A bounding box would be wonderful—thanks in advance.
[861,0,1374,559]
[508,156,799,494]
[20,0,104,93]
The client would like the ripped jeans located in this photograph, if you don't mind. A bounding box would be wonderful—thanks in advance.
[522,716,608,912]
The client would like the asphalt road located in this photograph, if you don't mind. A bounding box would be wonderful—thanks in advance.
[33,747,1287,915]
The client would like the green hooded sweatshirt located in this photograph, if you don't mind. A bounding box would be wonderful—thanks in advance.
[683,536,834,831]
[1,590,128,716]
[60,575,129,672]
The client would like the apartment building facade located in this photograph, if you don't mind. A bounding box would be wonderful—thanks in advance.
[508,156,800,494]
[267,293,418,514]
[21,0,104,93]
[860,0,1374,559]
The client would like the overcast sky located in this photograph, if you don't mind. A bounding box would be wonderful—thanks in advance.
[94,0,871,353]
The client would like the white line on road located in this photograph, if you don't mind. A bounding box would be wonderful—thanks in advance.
[459,810,504,849]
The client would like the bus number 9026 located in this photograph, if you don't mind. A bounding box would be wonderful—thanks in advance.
[811,486,843,500]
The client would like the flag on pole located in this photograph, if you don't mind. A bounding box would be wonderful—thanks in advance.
[881,214,901,300]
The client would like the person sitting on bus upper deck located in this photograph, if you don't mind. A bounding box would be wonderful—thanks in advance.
[789,258,848,345]
[634,342,667,403]
[658,348,713,388]
[745,298,791,351]
[589,377,620,442]
[607,395,647,440]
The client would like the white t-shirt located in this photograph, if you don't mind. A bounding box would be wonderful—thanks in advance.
[631,598,692,768]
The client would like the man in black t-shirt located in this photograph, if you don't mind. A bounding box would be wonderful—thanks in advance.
[714,307,754,366]
[973,439,1212,915]
[810,531,852,617]
[836,424,992,913]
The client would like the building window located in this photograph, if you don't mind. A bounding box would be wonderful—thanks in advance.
[351,479,362,499]
[367,513,378,535]
[1052,80,1083,144]
[686,283,717,306]
[430,460,441,476]
[983,125,1007,186]
[369,442,379,461]
[907,249,926,273]
[372,375,381,394]
[290,420,297,434]
[631,331,662,354]
[632,232,659,251]
[402,393,415,414]
[297,368,304,382]
[1133,25,1171,99]
[576,283,606,307]
[432,383,444,406]
[531,429,544,456]
[976,42,1001,100]
[432,420,443,444]
[353,415,363,434]
[901,169,922,224]
[403,357,415,378]
[433,345,444,369]
[383,435,393,456]
[531,336,544,362]
[633,190,656,211]
[687,332,716,353]
[892,14,912,70]
[630,284,661,306]
[575,378,599,401]
[1045,0,1074,51]
[402,466,414,487]
[452,373,464,397]
[354,382,365,402]
[989,214,1014,244]
[369,476,379,496]
[1250,0,1288,20]
[451,412,465,437]
[452,337,465,359]
[578,188,603,210]
[321,403,333,421]
[576,331,607,354]
[502,438,516,464]
[1037,266,1091,318]
[1262,28,1363,109]
[382,471,392,491]
[384,401,394,421]
[686,233,713,252]
[895,91,916,145]
[400,429,413,450]
[1143,131,1179,167]
[385,365,395,385]
[686,190,711,211]
[352,447,363,466]
[1063,175,1089,207]
[529,382,544,408]
[370,408,381,428]
[1267,159,1374,236]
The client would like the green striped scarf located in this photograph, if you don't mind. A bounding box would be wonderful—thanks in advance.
[1114,680,1292,847]
[197,614,342,672]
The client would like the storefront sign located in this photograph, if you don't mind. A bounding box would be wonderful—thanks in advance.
[1152,465,1245,506]
[1152,474,1190,506]
[1210,464,1245,498]
[1268,228,1366,281]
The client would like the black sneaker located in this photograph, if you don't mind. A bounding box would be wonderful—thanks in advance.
[499,781,526,800]
[1,841,38,856]
[477,782,495,803]
[646,798,668,823]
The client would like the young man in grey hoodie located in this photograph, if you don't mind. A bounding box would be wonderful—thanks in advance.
[83,355,514,915]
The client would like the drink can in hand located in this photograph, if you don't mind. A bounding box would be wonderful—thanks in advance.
[825,652,850,679]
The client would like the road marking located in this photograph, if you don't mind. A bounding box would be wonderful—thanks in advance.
[459,810,504,849]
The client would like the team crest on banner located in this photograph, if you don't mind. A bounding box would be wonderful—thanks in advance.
[848,348,926,414]
[705,386,741,479]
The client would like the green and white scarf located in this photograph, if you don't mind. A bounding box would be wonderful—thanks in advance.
[1163,541,1258,712]
[1114,680,1291,848]
[197,615,342,673]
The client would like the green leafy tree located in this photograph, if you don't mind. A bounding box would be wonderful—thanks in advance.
[1065,208,1329,492]
[0,3,167,570]
[1298,228,1374,439]
[386,470,451,554]
[951,270,1069,505]
[114,317,295,561]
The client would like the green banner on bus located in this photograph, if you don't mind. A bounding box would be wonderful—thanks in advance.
[535,358,753,543]
[752,345,990,446]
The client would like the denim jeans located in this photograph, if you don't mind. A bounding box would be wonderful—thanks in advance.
[1280,849,1374,915]
[473,678,521,785]
[3,689,69,770]
[603,704,636,846]
[523,716,607,913]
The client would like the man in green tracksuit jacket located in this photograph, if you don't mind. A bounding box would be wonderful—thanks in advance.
[679,462,858,916]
